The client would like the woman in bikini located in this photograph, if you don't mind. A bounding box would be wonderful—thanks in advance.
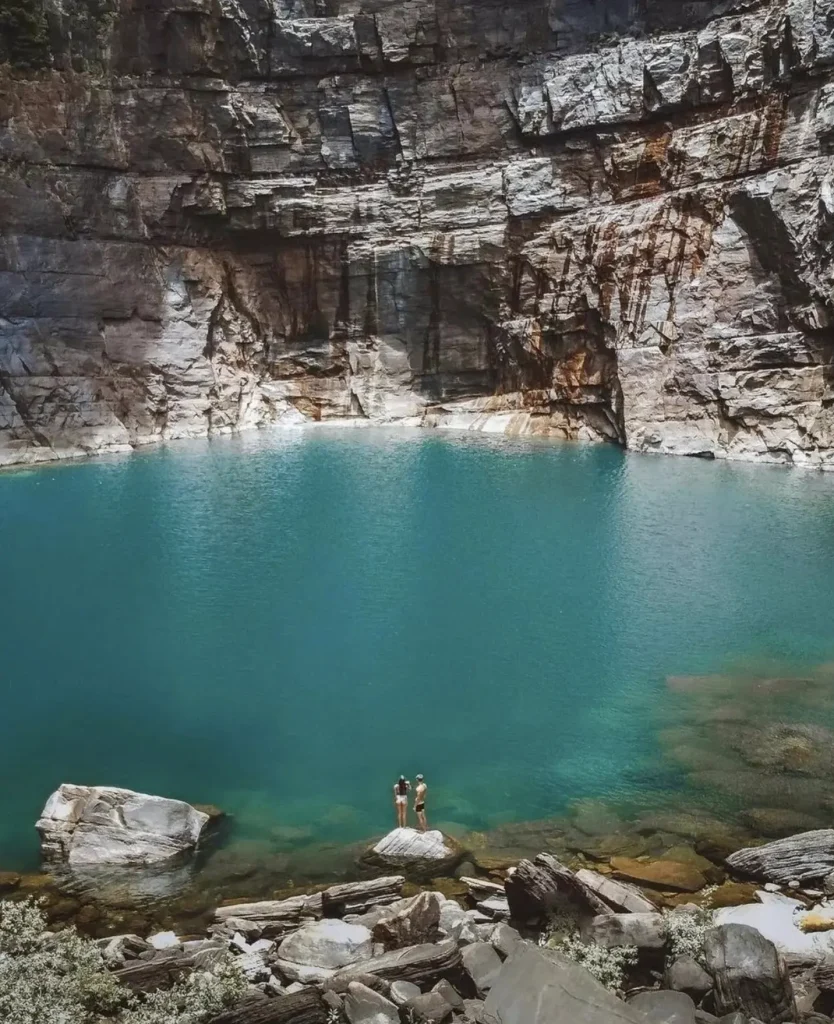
[393,775,410,828]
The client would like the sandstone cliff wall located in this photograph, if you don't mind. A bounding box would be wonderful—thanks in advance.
[3,0,834,466]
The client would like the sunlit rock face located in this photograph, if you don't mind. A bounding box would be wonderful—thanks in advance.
[3,0,834,467]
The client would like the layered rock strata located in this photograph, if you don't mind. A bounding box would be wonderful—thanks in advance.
[3,0,834,467]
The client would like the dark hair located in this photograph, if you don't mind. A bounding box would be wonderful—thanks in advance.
[397,777,408,795]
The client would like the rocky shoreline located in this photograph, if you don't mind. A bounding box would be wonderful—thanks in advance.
[6,784,834,1023]
[11,819,834,1024]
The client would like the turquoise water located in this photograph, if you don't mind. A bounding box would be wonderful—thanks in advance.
[2,429,834,875]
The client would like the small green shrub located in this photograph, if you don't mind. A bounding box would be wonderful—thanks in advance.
[0,898,247,1024]
[538,915,638,992]
[662,886,717,964]
[0,0,51,69]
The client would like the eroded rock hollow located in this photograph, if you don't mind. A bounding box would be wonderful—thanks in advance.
[3,0,834,466]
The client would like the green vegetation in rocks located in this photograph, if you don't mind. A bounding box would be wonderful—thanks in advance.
[65,0,118,71]
[0,0,119,73]
[0,0,51,69]
[0,898,247,1024]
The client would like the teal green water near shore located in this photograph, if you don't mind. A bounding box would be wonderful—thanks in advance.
[2,430,834,875]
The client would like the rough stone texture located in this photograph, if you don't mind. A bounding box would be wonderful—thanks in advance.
[372,891,442,950]
[36,783,209,866]
[333,939,461,987]
[665,956,714,1001]
[277,919,374,970]
[703,923,796,1023]
[460,942,503,995]
[5,0,834,470]
[480,944,645,1024]
[505,853,612,924]
[343,981,399,1024]
[364,830,462,877]
[575,868,658,914]
[726,830,834,885]
[582,912,667,949]
[627,991,697,1024]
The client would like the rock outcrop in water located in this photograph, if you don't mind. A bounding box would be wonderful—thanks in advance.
[4,0,834,468]
[36,784,210,866]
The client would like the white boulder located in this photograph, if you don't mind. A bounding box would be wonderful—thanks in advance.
[36,784,210,867]
[716,890,834,957]
[277,918,374,971]
[373,829,453,862]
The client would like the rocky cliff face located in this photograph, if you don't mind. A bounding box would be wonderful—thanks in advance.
[3,0,834,467]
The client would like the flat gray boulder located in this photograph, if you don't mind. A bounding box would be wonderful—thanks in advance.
[36,784,210,866]
[461,941,503,995]
[278,919,373,971]
[481,945,645,1024]
[726,830,834,885]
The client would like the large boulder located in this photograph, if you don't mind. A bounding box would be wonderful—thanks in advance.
[726,830,834,885]
[504,853,612,925]
[702,923,796,1023]
[362,829,464,878]
[373,892,443,950]
[277,919,374,980]
[36,784,210,866]
[480,945,645,1024]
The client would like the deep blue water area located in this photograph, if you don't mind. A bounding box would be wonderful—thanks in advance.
[2,429,834,877]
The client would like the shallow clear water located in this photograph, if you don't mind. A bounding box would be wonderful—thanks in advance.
[2,429,834,876]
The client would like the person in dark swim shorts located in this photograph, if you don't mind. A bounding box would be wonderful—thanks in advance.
[414,774,427,832]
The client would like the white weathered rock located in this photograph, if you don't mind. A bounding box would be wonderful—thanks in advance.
[278,918,374,971]
[148,931,180,950]
[371,829,456,865]
[36,784,209,867]
[716,891,834,958]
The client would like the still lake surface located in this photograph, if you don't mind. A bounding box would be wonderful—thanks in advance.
[2,428,834,878]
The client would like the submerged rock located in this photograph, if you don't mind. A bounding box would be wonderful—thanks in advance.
[610,856,707,893]
[36,784,210,867]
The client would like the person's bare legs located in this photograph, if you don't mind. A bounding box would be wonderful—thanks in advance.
[417,808,427,832]
[396,800,406,828]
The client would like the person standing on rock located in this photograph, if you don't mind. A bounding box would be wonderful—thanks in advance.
[414,774,428,832]
[393,775,411,828]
